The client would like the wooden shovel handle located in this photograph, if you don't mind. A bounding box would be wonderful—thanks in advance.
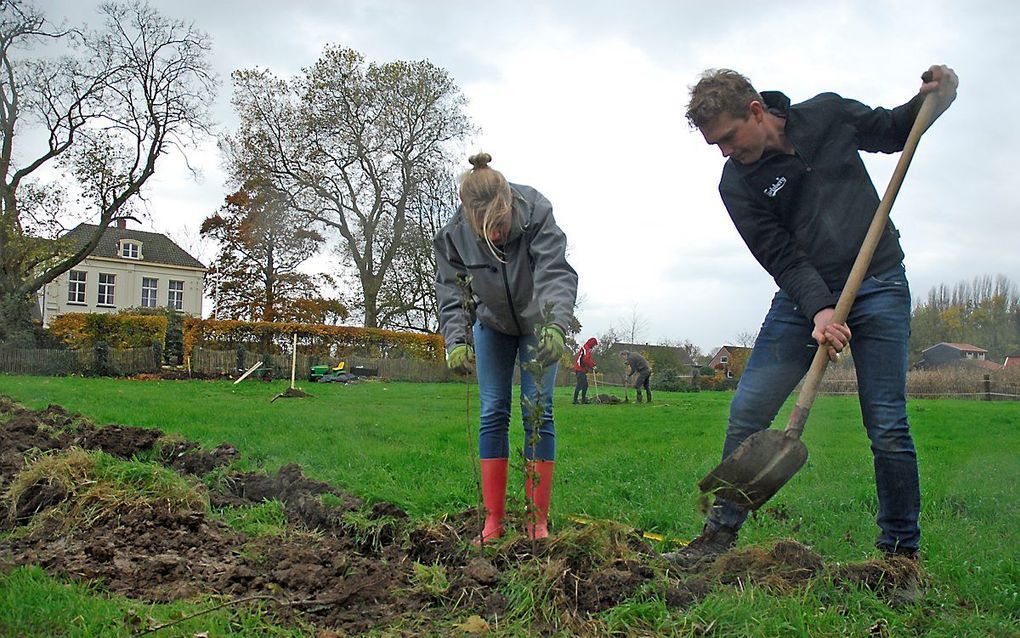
[784,91,939,439]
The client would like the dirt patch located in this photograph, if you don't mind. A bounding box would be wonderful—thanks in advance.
[159,439,240,475]
[0,396,925,635]
[832,555,926,606]
[707,538,824,592]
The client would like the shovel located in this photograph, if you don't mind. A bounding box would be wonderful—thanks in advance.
[698,90,939,511]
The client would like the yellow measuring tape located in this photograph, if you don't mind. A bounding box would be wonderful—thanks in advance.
[569,515,689,547]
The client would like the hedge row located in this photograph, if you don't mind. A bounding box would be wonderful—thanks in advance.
[49,313,168,350]
[182,318,444,361]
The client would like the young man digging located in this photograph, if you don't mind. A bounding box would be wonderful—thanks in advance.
[668,65,958,566]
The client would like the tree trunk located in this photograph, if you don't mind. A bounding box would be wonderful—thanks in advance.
[0,291,38,346]
[361,273,381,329]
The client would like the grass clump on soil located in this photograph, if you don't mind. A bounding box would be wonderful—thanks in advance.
[408,561,451,597]
[339,506,404,553]
[214,498,288,537]
[5,447,205,529]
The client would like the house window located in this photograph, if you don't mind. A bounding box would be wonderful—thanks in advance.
[120,241,140,259]
[726,370,734,379]
[168,280,184,310]
[141,277,158,308]
[720,355,729,364]
[68,270,86,304]
[97,273,116,306]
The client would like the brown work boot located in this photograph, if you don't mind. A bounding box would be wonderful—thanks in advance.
[880,545,920,562]
[663,524,737,568]
[878,545,924,606]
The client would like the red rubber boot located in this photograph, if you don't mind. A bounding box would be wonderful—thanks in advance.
[474,458,508,546]
[525,460,555,539]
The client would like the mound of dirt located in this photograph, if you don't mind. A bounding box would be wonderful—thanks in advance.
[0,396,925,635]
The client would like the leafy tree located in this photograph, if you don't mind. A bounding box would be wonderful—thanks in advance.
[0,1,216,344]
[910,274,1020,362]
[223,46,474,329]
[288,296,349,325]
[201,179,339,323]
[593,326,624,376]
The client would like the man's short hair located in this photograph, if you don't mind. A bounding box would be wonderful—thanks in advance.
[685,69,764,129]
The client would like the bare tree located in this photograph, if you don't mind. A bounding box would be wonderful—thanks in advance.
[0,1,216,343]
[374,160,459,332]
[660,337,705,365]
[734,330,758,348]
[619,304,650,344]
[224,46,473,329]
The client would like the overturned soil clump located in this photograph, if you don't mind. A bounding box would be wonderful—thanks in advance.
[0,396,923,635]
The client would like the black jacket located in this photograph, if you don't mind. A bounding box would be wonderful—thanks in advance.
[719,90,925,321]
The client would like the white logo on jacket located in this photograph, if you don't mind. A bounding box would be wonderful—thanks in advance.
[764,176,787,198]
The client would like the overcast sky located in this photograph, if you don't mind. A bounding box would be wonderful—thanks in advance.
[40,0,1020,353]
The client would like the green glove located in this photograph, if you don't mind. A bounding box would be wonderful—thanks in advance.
[536,324,565,366]
[447,343,475,375]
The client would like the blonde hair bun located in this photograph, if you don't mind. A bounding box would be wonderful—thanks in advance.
[468,152,492,170]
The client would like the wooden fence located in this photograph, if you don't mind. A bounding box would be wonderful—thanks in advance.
[817,372,1020,401]
[6,343,1016,401]
[189,346,579,385]
[0,346,159,376]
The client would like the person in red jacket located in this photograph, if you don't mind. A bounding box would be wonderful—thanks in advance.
[572,337,598,404]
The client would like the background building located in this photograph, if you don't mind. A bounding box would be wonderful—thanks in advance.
[38,221,205,325]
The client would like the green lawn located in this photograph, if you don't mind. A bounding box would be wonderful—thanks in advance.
[1,374,1018,636]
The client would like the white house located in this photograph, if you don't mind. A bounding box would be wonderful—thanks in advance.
[38,221,206,325]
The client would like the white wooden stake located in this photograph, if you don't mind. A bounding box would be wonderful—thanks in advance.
[290,332,298,390]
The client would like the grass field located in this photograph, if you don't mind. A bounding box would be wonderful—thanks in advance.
[1,374,1018,636]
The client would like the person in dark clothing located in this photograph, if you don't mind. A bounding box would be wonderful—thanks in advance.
[619,350,652,403]
[573,337,598,404]
[667,65,958,565]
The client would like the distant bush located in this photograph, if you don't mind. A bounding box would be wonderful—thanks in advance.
[183,318,444,361]
[116,307,184,364]
[49,313,168,351]
[652,366,698,392]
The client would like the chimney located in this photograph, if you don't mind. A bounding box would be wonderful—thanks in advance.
[116,218,127,229]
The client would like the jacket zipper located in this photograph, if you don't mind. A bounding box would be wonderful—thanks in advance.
[785,129,812,173]
[500,261,523,334]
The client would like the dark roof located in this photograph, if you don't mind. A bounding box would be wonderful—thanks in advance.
[608,342,697,366]
[921,342,988,353]
[711,345,752,358]
[64,223,205,270]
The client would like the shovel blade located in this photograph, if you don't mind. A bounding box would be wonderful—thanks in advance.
[698,429,808,511]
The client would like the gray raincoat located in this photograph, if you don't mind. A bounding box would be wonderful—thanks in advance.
[433,183,578,353]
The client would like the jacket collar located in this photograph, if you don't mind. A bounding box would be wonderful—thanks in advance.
[502,186,527,245]
[761,90,791,116]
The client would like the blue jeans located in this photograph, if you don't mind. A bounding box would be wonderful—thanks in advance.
[708,264,920,551]
[474,322,558,461]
